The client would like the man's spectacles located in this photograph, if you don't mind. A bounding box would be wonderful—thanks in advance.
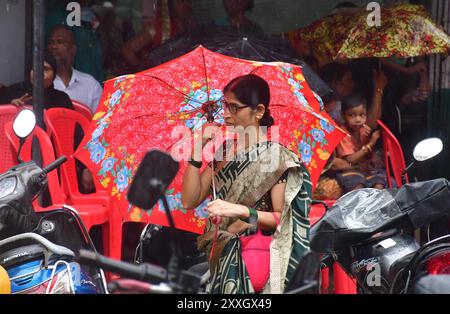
[223,101,250,114]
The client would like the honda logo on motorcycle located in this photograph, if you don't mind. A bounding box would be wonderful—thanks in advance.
[2,252,30,264]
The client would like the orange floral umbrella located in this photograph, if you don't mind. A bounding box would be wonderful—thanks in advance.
[288,3,450,61]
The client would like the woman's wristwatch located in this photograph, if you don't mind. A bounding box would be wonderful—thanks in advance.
[188,158,202,169]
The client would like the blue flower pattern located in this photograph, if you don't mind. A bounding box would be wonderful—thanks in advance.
[288,78,301,90]
[115,166,131,192]
[110,90,122,107]
[320,119,335,134]
[194,199,210,219]
[187,90,208,108]
[182,89,224,130]
[294,90,309,107]
[101,157,117,174]
[158,193,183,212]
[312,129,325,143]
[92,122,108,141]
[299,140,312,164]
[89,142,106,164]
[313,91,325,111]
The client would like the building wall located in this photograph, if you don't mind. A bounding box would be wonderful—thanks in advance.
[0,0,26,86]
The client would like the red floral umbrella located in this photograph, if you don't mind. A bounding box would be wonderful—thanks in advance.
[74,46,345,234]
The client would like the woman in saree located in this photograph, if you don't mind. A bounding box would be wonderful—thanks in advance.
[182,74,313,294]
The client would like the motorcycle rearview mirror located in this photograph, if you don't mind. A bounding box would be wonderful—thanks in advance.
[13,109,36,140]
[127,151,182,281]
[127,150,179,227]
[13,109,37,163]
[402,138,444,183]
[413,138,443,162]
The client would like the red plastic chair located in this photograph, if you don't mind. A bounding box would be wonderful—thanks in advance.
[377,120,409,188]
[44,108,121,259]
[310,201,331,293]
[5,120,118,259]
[310,200,357,294]
[4,122,66,207]
[0,105,21,173]
[71,100,93,121]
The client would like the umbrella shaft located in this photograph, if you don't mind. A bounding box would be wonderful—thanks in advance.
[211,162,217,200]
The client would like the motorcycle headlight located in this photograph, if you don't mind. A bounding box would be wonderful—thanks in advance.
[0,177,16,199]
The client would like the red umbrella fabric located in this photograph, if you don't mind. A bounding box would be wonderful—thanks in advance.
[74,46,345,234]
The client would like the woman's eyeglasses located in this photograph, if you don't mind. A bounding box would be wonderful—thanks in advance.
[223,101,250,114]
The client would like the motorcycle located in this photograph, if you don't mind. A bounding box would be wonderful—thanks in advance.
[0,109,108,294]
[311,137,450,294]
[78,150,321,294]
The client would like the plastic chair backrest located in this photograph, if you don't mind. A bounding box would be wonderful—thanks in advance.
[4,122,65,205]
[377,120,409,188]
[71,100,93,121]
[44,108,92,196]
[0,105,21,173]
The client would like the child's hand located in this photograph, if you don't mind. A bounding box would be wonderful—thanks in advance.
[370,130,381,145]
[11,93,32,107]
[373,70,388,91]
[361,124,372,138]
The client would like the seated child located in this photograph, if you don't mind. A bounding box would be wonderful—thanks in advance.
[334,94,387,193]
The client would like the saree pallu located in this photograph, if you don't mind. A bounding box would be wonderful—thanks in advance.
[197,141,313,294]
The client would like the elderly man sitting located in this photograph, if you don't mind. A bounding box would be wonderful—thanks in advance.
[48,25,103,114]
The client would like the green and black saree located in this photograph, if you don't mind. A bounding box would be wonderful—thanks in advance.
[197,141,313,294]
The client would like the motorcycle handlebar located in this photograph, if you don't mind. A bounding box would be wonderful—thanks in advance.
[77,250,168,284]
[42,156,67,175]
[311,200,330,211]
[320,254,336,269]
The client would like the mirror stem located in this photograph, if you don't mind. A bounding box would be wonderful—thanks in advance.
[160,194,181,280]
[17,138,25,164]
[160,194,176,229]
[402,160,415,185]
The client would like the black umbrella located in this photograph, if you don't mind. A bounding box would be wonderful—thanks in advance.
[147,25,332,97]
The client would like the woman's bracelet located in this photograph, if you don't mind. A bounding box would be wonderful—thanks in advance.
[375,87,384,95]
[242,207,258,224]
